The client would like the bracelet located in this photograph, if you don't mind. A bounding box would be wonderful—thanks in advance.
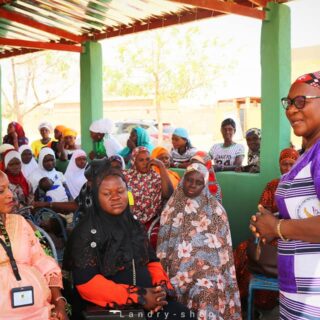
[55,296,67,304]
[277,219,289,241]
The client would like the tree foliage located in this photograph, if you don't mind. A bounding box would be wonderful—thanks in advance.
[1,51,76,124]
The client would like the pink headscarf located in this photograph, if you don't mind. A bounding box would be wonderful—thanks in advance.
[294,71,320,89]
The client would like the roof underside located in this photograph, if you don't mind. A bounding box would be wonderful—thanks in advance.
[0,0,288,59]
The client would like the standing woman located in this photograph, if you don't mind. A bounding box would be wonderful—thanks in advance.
[251,71,320,319]
[3,121,29,149]
[19,145,38,180]
[0,171,68,319]
[157,163,241,319]
[65,149,87,199]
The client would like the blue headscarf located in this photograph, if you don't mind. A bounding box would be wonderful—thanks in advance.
[118,126,154,160]
[173,127,189,140]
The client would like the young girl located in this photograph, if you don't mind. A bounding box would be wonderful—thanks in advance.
[170,128,197,168]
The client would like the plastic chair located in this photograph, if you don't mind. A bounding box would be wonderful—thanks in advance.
[247,274,279,320]
[34,225,58,261]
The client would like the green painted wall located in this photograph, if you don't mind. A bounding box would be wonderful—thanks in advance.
[217,3,291,247]
[80,41,103,154]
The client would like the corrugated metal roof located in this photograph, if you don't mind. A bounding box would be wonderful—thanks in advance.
[0,0,285,59]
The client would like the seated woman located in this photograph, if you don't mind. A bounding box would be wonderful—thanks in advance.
[190,151,222,202]
[109,154,125,170]
[65,165,195,320]
[19,145,38,180]
[119,127,154,167]
[2,121,29,149]
[151,146,180,189]
[124,147,173,249]
[157,163,242,319]
[0,170,68,319]
[31,122,54,159]
[234,147,300,309]
[209,118,245,171]
[89,119,122,160]
[29,147,71,199]
[170,128,197,169]
[4,150,34,211]
[65,149,87,200]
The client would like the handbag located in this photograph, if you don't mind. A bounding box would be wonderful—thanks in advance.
[246,238,278,278]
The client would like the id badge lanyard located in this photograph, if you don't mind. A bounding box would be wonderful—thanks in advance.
[0,218,22,281]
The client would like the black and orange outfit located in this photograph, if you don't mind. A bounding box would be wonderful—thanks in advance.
[65,167,195,320]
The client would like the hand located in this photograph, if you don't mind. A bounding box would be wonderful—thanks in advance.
[234,166,243,172]
[143,286,167,311]
[127,138,136,150]
[50,303,69,320]
[148,158,164,170]
[250,205,278,241]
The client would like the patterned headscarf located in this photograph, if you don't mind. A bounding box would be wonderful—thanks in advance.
[294,71,320,89]
[191,151,222,202]
[185,163,209,184]
[245,128,261,139]
[279,148,300,163]
[130,146,149,167]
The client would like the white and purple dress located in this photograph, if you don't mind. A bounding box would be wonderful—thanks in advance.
[275,139,320,319]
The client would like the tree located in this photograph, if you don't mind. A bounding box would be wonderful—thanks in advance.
[103,25,238,142]
[1,51,77,125]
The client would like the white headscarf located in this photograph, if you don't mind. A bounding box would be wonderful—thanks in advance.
[0,143,14,155]
[65,149,87,199]
[29,147,65,191]
[4,150,21,168]
[38,121,53,132]
[89,118,113,134]
[19,145,38,179]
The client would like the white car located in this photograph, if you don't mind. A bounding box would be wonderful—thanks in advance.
[114,120,173,149]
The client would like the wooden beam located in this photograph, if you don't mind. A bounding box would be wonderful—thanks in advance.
[91,8,223,41]
[170,0,265,20]
[0,48,40,59]
[0,8,85,43]
[247,0,267,7]
[0,37,83,52]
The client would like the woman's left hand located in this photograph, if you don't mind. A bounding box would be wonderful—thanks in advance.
[250,205,279,242]
[50,303,69,320]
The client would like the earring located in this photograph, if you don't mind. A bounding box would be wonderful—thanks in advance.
[127,191,134,206]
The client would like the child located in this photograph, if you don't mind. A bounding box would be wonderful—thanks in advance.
[38,177,69,202]
[170,127,197,168]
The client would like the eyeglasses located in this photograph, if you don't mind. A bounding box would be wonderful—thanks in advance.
[281,95,320,110]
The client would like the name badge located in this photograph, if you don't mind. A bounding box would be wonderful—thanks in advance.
[11,286,34,308]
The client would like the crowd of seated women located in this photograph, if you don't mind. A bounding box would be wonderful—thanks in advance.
[0,86,310,320]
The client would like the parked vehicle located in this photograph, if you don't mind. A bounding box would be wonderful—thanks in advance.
[114,120,173,149]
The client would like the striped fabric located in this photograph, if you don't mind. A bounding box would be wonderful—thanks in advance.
[275,139,320,319]
[280,293,320,319]
[208,143,245,166]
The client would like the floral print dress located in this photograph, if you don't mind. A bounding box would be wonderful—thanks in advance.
[157,168,241,320]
